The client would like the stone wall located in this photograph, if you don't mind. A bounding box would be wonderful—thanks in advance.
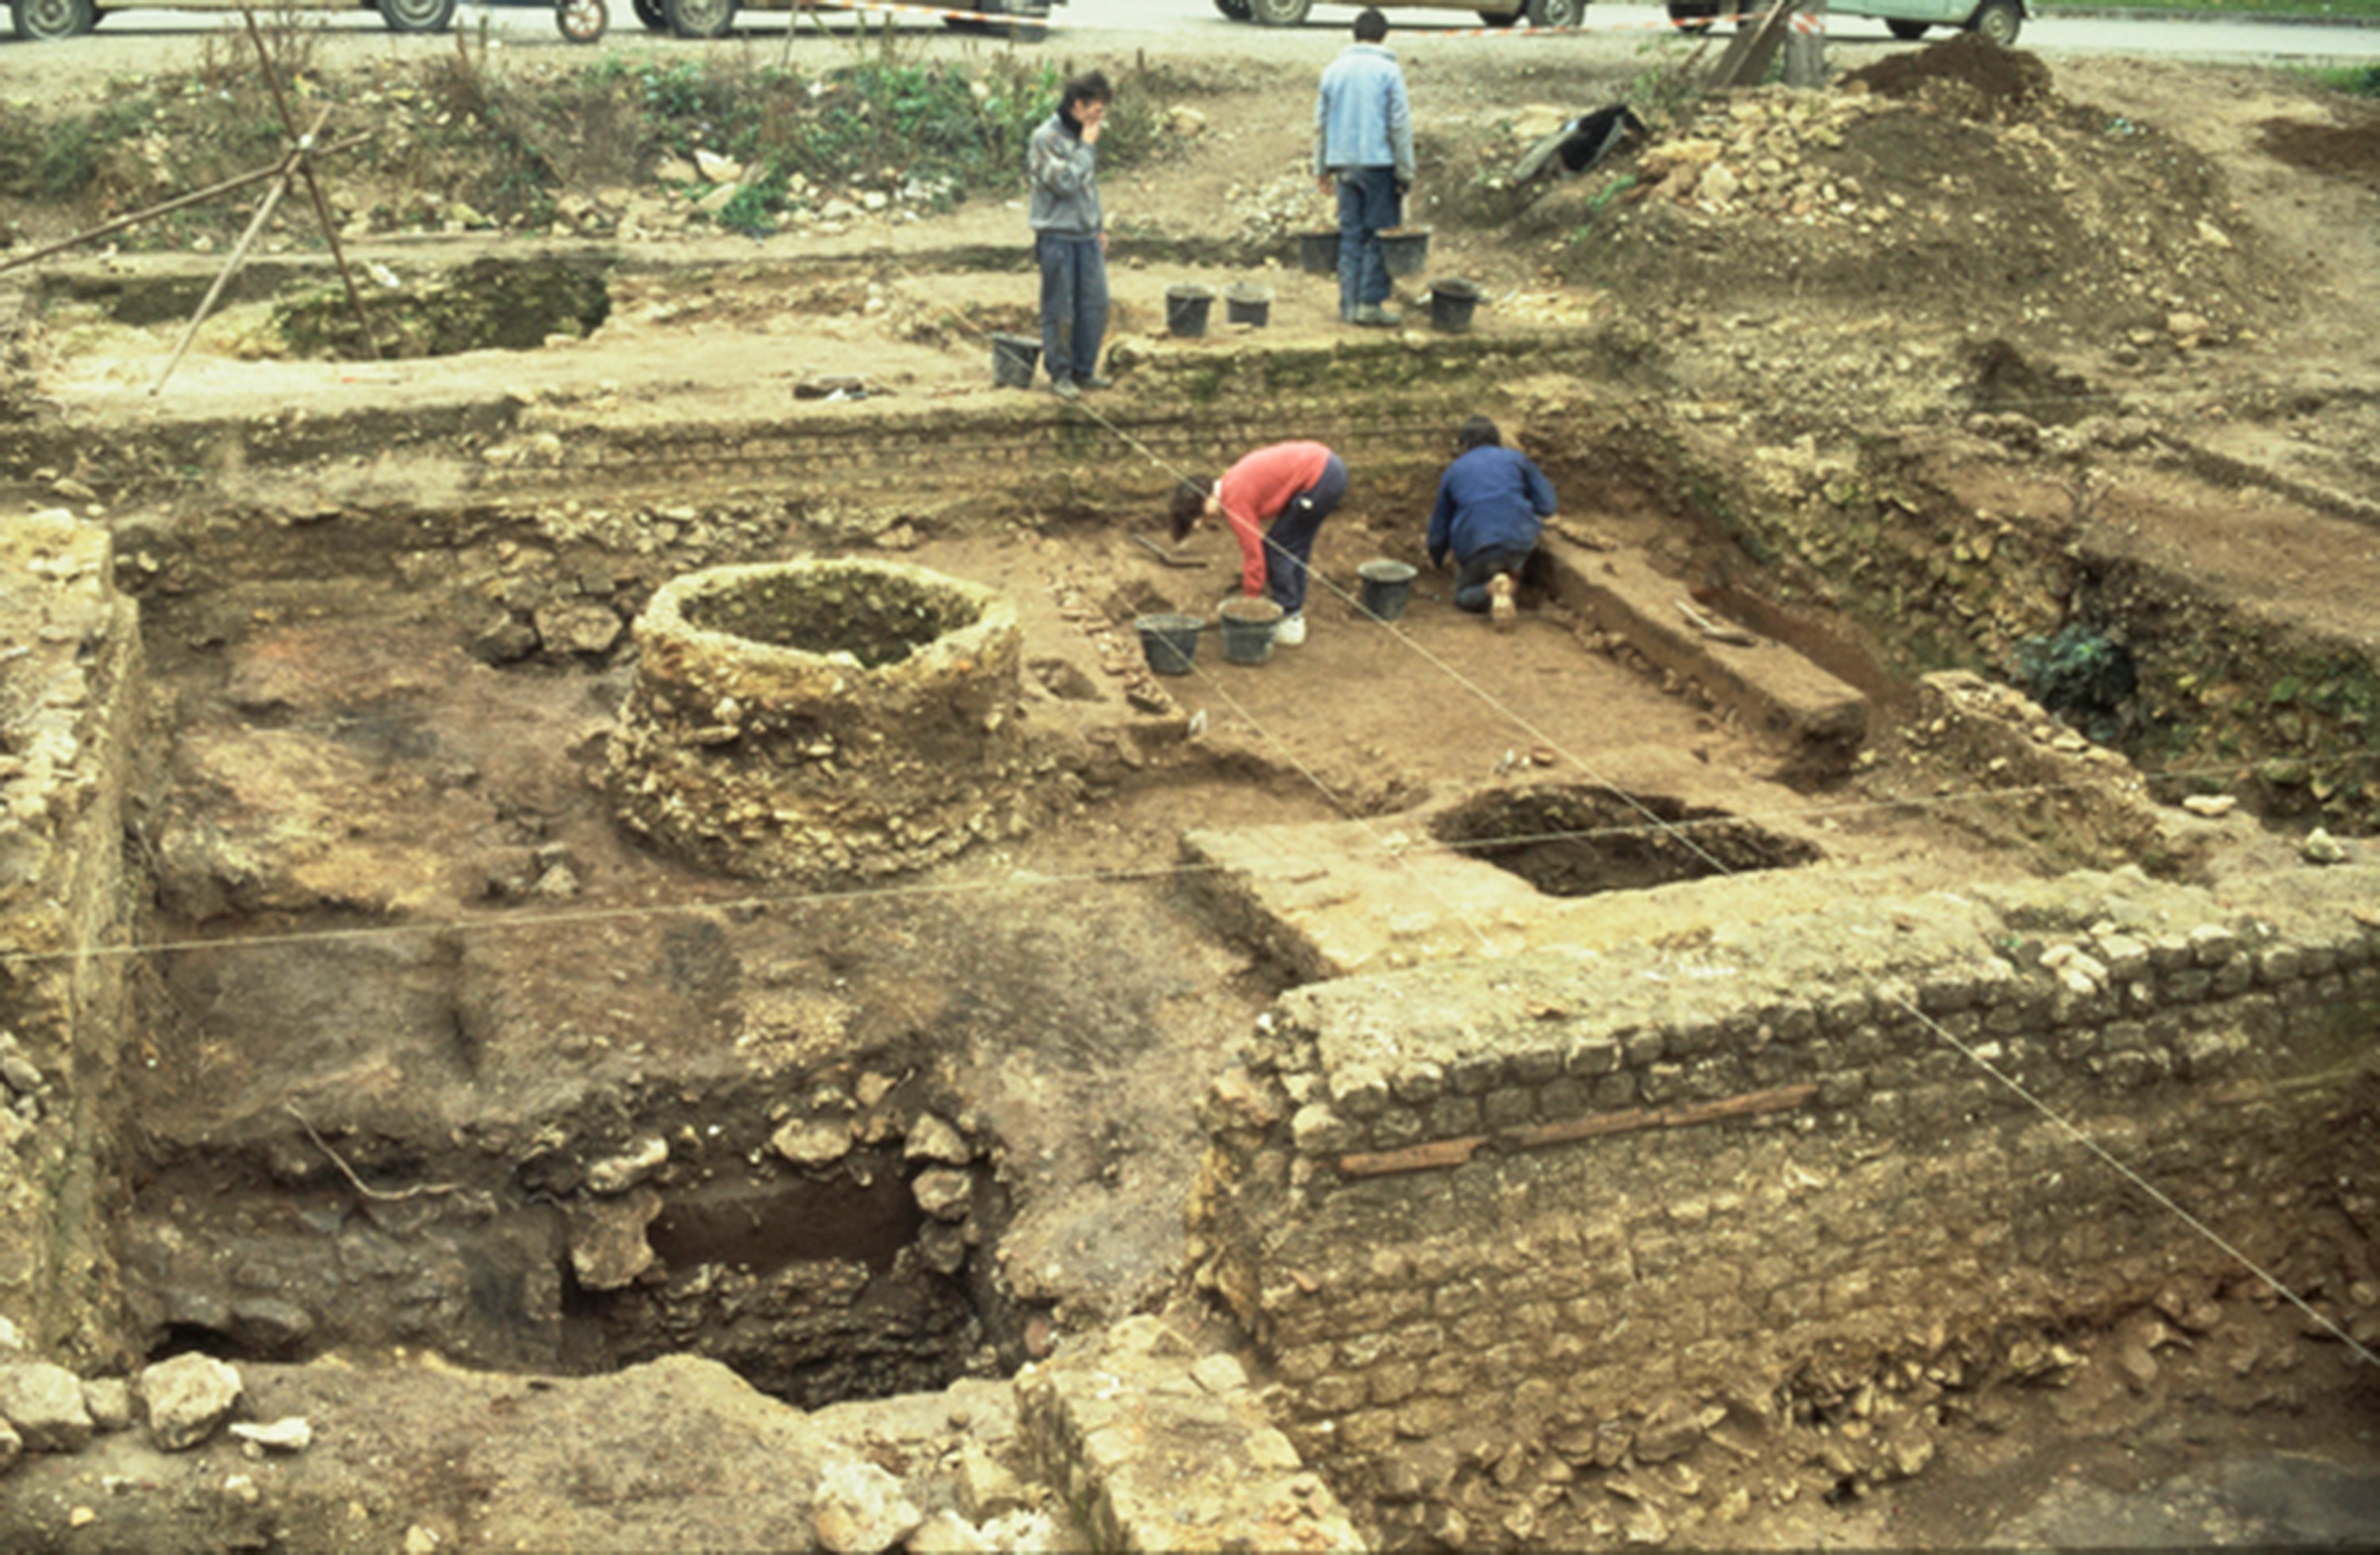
[1188,864,2380,1545]
[0,510,142,1367]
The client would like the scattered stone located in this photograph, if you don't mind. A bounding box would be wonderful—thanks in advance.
[534,599,624,658]
[0,1361,93,1452]
[0,1417,17,1476]
[912,1168,973,1222]
[1191,1353,1249,1394]
[905,1112,971,1165]
[773,1115,853,1168]
[82,1377,132,1432]
[693,148,744,185]
[2304,827,2349,865]
[2180,793,2236,817]
[586,1135,670,1195]
[813,1458,923,1554]
[230,1416,315,1453]
[1632,1397,1719,1464]
[139,1353,243,1451]
[905,1510,990,1553]
[955,1441,1027,1522]
[567,1185,664,1291]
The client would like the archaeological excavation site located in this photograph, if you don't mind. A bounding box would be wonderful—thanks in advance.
[2,16,2380,1552]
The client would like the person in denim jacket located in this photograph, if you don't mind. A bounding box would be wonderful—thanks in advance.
[1315,8,1415,328]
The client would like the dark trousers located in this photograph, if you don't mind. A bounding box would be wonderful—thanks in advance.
[1334,167,1402,318]
[1455,545,1534,612]
[1265,453,1349,615]
[1036,232,1107,383]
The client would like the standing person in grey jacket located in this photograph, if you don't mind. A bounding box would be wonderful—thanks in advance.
[1028,71,1115,401]
[1315,8,1415,328]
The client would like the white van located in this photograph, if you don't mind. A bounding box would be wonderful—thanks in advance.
[10,0,460,39]
[1668,0,2025,45]
[1217,0,1589,28]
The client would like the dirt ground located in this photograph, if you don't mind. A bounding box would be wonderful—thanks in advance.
[7,12,2380,1551]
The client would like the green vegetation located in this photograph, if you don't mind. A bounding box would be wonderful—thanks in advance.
[4,28,1161,246]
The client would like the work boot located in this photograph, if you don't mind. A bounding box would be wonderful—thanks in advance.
[1049,377,1081,401]
[1274,610,1307,647]
[1489,573,1517,633]
[1351,304,1402,328]
[1079,373,1116,391]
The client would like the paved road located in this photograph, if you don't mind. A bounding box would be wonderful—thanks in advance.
[13,0,2380,63]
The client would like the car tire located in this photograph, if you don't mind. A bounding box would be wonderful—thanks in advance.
[377,0,454,33]
[666,0,734,36]
[10,0,94,39]
[1526,0,1583,25]
[1665,0,1716,32]
[1247,0,1310,24]
[1215,0,1253,15]
[1476,6,1520,22]
[1885,17,1928,36]
[1970,0,2020,43]
[557,0,607,41]
[632,0,668,28]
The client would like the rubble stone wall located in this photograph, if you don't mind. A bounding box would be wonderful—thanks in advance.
[1189,866,2380,1542]
[0,511,143,1367]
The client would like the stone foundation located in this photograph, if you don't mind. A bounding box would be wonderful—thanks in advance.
[608,559,1024,883]
[1189,865,2380,1544]
[0,510,142,1367]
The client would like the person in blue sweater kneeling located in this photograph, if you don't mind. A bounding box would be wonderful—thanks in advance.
[1426,417,1559,632]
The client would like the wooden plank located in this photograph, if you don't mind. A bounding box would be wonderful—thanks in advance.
[1335,1081,1822,1180]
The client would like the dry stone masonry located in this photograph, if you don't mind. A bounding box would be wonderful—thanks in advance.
[0,510,140,1370]
[608,559,1024,884]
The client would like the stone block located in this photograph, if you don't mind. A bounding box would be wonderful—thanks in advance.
[0,1361,94,1453]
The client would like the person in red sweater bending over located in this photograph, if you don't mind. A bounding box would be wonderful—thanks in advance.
[1168,441,1348,648]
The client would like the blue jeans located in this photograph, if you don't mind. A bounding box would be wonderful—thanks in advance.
[1264,453,1349,615]
[1455,545,1534,612]
[1335,167,1402,318]
[1036,232,1107,383]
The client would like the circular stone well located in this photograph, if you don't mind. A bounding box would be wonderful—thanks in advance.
[608,559,1023,883]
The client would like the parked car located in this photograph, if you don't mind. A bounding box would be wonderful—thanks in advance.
[1666,0,2025,46]
[1218,0,1587,28]
[648,0,1056,37]
[10,0,457,39]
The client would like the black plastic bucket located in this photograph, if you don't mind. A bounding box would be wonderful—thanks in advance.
[1297,232,1339,275]
[1225,283,1272,328]
[1134,612,1203,676]
[1165,285,1216,339]
[1357,559,1419,621]
[1428,278,1482,333]
[1217,597,1283,666]
[1380,229,1430,278]
[991,332,1040,388]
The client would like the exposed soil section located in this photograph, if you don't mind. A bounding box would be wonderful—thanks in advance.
[1,15,2378,1553]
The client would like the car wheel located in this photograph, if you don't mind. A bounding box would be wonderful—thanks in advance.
[1215,0,1252,17]
[1885,17,1927,36]
[632,0,667,28]
[1970,0,2020,43]
[378,0,455,33]
[1247,0,1310,25]
[557,0,606,41]
[1526,0,1583,25]
[1476,6,1519,22]
[1665,0,1715,32]
[666,0,734,36]
[10,0,94,39]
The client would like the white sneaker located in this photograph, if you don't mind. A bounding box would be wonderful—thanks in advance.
[1274,610,1306,647]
